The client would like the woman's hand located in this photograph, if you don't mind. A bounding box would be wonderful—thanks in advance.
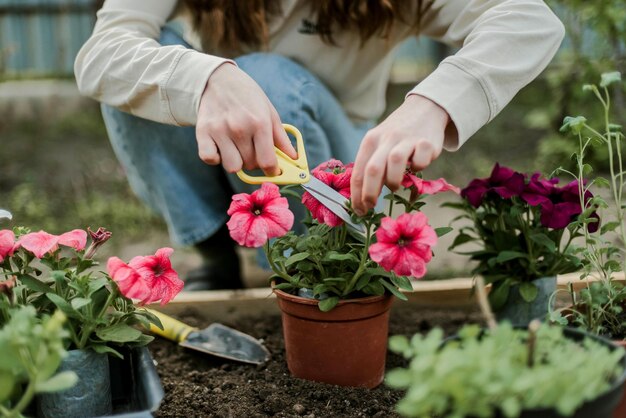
[196,63,297,175]
[351,94,450,215]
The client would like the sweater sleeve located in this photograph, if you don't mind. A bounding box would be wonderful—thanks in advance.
[408,0,565,151]
[74,0,233,126]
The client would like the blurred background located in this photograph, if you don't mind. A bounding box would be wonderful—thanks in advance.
[1,0,624,282]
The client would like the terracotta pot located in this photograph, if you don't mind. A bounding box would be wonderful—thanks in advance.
[274,288,393,388]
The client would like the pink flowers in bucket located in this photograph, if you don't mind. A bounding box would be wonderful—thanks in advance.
[225,159,458,311]
[0,226,182,356]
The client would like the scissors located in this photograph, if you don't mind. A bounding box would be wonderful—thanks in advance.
[236,124,366,234]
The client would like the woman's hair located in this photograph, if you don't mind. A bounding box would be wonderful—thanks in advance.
[183,0,429,53]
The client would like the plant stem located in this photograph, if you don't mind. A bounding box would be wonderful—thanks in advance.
[342,221,372,296]
[264,242,292,283]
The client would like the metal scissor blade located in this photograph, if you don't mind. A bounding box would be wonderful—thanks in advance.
[301,176,366,235]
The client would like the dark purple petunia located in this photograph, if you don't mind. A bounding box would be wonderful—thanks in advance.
[522,176,600,232]
[461,163,525,207]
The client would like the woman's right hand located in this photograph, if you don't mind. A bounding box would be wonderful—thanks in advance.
[196,63,297,176]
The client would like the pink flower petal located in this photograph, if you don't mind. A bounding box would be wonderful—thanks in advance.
[107,257,151,301]
[0,230,16,263]
[227,183,295,247]
[58,229,88,251]
[17,231,59,258]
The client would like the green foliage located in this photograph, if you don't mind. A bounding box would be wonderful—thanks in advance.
[535,0,626,171]
[387,323,624,418]
[447,196,584,310]
[268,178,449,311]
[0,304,77,418]
[551,72,626,337]
[1,229,160,358]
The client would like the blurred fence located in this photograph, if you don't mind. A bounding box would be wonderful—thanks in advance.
[0,0,100,77]
[0,0,445,82]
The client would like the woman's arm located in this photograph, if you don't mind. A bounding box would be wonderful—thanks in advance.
[75,0,230,126]
[75,0,294,175]
[351,0,565,215]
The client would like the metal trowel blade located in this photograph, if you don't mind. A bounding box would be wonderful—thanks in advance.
[179,323,270,365]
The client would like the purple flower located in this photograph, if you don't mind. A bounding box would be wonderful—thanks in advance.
[461,163,525,207]
[522,176,599,231]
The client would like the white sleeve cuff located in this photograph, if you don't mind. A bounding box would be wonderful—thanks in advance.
[407,60,492,151]
[163,50,236,126]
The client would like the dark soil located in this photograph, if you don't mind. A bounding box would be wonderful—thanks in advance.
[150,305,481,418]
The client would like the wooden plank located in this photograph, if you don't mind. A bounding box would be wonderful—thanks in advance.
[154,272,626,319]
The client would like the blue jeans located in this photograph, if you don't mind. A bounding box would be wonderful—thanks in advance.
[101,27,372,247]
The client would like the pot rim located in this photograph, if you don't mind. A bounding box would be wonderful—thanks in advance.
[272,285,391,307]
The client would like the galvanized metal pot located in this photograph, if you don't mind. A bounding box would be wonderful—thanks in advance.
[37,348,112,418]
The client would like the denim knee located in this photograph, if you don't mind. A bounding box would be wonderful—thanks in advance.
[235,53,322,122]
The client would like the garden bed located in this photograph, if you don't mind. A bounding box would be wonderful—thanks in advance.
[149,300,481,417]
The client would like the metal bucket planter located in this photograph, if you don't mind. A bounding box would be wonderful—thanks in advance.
[495,276,556,327]
[35,347,163,418]
[37,349,112,418]
[274,288,393,388]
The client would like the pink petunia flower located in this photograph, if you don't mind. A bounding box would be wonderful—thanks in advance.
[107,247,183,305]
[16,229,87,258]
[0,230,16,263]
[302,159,352,227]
[368,212,437,279]
[401,173,460,198]
[57,229,88,251]
[17,231,61,258]
[227,183,294,248]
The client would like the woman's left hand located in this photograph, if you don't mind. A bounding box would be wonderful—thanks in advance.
[351,94,450,216]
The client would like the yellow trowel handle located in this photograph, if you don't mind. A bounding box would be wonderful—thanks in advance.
[145,308,198,343]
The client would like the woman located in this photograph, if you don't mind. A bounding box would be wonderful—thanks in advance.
[75,0,564,290]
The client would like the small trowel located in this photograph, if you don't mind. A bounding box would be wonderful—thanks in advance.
[146,308,270,365]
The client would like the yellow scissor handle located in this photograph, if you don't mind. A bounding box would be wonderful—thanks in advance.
[145,308,198,343]
[236,124,310,185]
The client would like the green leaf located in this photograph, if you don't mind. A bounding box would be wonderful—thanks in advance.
[285,252,310,267]
[591,177,611,189]
[390,275,413,291]
[600,71,621,88]
[380,279,408,301]
[35,371,78,393]
[273,283,294,291]
[18,274,52,294]
[518,282,539,302]
[388,335,410,355]
[87,277,109,296]
[434,227,453,237]
[355,274,371,291]
[449,233,475,250]
[495,251,528,264]
[385,369,412,388]
[488,280,511,311]
[530,233,556,252]
[46,293,79,318]
[70,297,92,310]
[322,277,346,285]
[91,344,124,359]
[323,251,358,263]
[318,296,339,312]
[0,373,15,402]
[95,323,143,343]
[560,116,587,134]
[601,221,621,235]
